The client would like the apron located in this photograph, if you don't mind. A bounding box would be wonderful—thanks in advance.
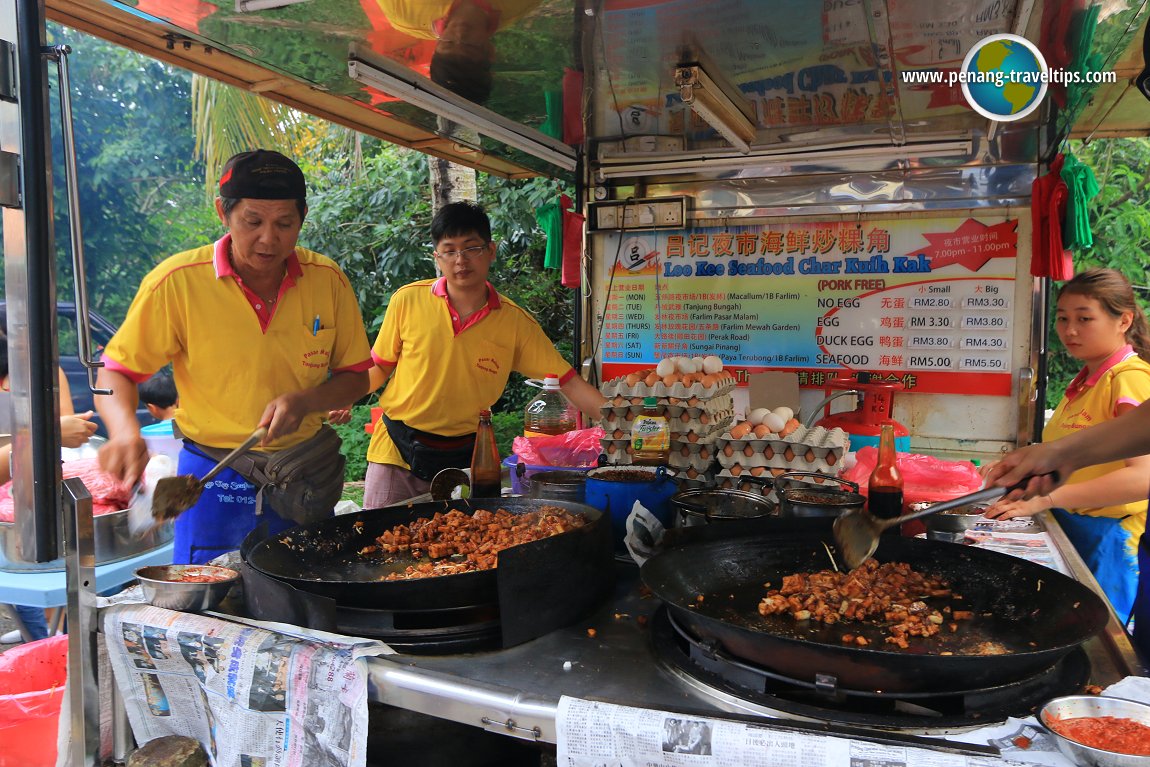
[1052,508,1139,623]
[172,443,295,565]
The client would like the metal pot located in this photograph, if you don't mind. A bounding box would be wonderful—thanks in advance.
[528,469,589,503]
[672,488,776,527]
[775,471,863,518]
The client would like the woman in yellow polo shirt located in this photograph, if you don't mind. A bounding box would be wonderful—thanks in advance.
[985,268,1150,621]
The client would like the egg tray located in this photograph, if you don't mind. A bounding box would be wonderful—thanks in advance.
[599,405,731,433]
[717,458,844,482]
[673,432,722,452]
[600,393,733,419]
[715,425,848,471]
[600,412,733,440]
[599,376,736,401]
[599,429,723,459]
[715,474,773,497]
[669,450,718,473]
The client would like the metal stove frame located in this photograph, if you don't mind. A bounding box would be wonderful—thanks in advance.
[363,516,1145,745]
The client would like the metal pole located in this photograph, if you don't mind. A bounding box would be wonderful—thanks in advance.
[62,477,99,766]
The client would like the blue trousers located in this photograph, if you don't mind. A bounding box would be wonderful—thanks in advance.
[1053,508,1139,623]
[1134,530,1149,661]
[13,603,49,641]
[172,444,296,565]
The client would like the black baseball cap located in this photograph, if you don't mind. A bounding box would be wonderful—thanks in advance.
[218,149,306,201]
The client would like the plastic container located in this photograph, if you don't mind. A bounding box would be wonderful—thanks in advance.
[631,397,670,466]
[524,374,578,437]
[141,419,182,462]
[0,634,68,767]
[583,465,678,552]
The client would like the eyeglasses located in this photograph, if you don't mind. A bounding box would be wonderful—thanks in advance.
[434,244,489,261]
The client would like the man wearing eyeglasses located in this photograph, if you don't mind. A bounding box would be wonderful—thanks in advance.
[362,200,605,507]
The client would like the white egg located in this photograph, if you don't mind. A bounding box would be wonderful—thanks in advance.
[762,412,787,433]
[676,357,697,374]
[747,407,770,425]
[656,358,676,377]
[702,355,723,374]
[692,357,705,373]
[771,406,794,422]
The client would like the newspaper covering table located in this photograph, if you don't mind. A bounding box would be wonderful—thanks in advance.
[104,603,388,767]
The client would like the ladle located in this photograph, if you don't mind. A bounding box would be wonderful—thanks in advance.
[833,481,1038,569]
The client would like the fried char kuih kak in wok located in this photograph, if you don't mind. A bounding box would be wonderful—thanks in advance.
[640,533,1108,694]
[245,497,608,611]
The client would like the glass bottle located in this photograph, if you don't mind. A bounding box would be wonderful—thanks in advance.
[631,397,670,466]
[867,422,904,519]
[524,374,579,437]
[470,409,502,498]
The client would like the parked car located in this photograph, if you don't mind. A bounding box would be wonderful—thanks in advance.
[0,301,155,435]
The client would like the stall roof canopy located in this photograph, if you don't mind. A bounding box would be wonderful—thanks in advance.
[49,0,1150,179]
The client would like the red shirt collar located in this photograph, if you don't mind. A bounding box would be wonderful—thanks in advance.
[213,234,303,282]
[1065,344,1136,400]
[430,276,501,308]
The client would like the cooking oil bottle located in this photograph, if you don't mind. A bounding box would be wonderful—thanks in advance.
[524,374,579,437]
[631,397,670,466]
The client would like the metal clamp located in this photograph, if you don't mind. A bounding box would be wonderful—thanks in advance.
[480,717,542,741]
[44,45,109,395]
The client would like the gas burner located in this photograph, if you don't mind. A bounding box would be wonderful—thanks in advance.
[651,607,1090,732]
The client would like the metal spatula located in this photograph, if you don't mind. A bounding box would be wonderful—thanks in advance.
[151,427,267,522]
[833,483,1021,570]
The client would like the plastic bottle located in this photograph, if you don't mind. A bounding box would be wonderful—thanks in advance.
[470,409,503,498]
[631,397,670,466]
[867,422,904,520]
[524,374,579,437]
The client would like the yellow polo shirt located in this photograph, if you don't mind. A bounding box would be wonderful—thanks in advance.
[103,236,372,451]
[1044,345,1150,532]
[367,277,573,468]
[374,0,540,39]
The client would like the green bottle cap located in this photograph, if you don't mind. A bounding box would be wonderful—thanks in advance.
[643,396,657,406]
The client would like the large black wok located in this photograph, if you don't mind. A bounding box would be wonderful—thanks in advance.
[641,532,1109,694]
[246,497,610,612]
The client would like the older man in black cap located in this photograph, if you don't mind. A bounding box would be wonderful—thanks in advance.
[97,149,372,563]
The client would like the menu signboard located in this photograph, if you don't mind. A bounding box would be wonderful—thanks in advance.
[597,214,1020,395]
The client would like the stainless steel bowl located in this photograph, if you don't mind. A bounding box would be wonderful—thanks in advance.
[135,564,239,612]
[1039,695,1150,767]
[916,501,986,540]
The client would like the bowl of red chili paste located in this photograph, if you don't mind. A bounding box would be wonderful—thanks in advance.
[1040,695,1150,767]
[135,565,239,612]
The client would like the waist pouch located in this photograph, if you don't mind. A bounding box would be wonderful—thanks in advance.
[190,424,345,526]
[382,414,475,482]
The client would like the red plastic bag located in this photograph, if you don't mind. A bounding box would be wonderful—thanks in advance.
[0,634,68,767]
[512,427,604,467]
[841,448,983,506]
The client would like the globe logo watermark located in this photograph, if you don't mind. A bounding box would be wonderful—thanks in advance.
[959,34,1048,121]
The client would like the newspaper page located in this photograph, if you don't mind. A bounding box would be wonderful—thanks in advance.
[104,603,387,767]
[963,530,1070,576]
[555,697,1014,767]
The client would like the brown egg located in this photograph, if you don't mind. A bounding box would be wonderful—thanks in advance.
[613,429,624,439]
[607,443,617,454]
[686,468,699,479]
[644,372,660,387]
[687,432,700,443]
[699,447,710,459]
[826,452,838,466]
[624,445,633,454]
[680,446,690,457]
[624,411,635,421]
[764,446,774,459]
[784,447,795,461]
[753,424,771,438]
[720,479,732,489]
[700,374,717,388]
[730,464,744,476]
[723,444,734,457]
[780,418,800,437]
[729,422,752,439]
[742,444,755,457]
[687,396,700,407]
[750,466,767,476]
[625,373,641,386]
[613,395,626,406]
[805,449,817,463]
